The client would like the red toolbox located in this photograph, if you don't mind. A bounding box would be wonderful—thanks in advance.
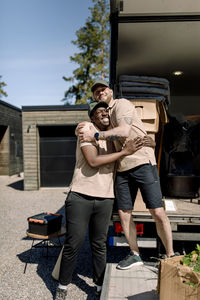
[27,212,62,235]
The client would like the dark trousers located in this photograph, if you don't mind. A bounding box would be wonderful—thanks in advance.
[59,191,114,286]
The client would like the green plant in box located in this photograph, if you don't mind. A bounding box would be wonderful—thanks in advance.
[181,244,200,273]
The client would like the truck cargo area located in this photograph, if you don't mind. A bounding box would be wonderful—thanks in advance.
[109,197,200,252]
[102,0,200,298]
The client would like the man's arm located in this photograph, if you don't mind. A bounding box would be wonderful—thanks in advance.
[81,137,143,168]
[99,118,132,141]
[79,117,132,143]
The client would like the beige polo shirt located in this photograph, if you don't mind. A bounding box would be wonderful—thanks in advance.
[109,98,156,172]
[70,122,115,198]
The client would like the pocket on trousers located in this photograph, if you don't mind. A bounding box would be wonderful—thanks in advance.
[151,165,159,183]
[138,164,157,185]
[65,191,73,206]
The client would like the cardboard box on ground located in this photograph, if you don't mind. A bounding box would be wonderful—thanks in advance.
[158,256,200,300]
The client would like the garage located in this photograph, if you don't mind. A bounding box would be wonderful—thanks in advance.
[22,104,89,190]
[39,125,77,187]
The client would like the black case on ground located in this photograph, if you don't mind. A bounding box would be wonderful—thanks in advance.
[27,212,62,235]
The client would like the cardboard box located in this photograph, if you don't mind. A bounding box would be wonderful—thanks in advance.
[131,99,159,133]
[158,256,200,300]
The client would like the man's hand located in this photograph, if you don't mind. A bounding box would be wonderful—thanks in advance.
[122,137,143,156]
[78,124,96,142]
[142,136,156,148]
[75,122,88,136]
[76,122,88,133]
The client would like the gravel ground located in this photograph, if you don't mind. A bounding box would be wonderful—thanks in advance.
[0,174,99,300]
[1,174,195,300]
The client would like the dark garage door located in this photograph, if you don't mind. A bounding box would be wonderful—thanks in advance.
[39,125,77,187]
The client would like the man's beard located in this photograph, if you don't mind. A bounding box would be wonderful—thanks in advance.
[99,93,112,103]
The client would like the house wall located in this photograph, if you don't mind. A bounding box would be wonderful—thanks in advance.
[0,101,23,175]
[0,126,9,175]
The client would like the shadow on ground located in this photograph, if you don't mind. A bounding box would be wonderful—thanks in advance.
[8,178,24,190]
[18,204,95,299]
[127,290,159,300]
[18,235,95,299]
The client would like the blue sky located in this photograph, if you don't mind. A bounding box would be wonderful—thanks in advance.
[0,0,93,108]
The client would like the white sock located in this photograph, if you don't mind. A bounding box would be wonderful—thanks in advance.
[96,285,102,292]
[131,251,139,256]
[58,283,68,290]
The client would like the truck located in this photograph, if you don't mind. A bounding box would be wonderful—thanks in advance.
[101,1,200,298]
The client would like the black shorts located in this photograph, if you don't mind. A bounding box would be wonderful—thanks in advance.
[115,164,163,210]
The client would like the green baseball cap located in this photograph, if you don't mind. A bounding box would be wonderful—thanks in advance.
[88,101,108,117]
[91,79,109,93]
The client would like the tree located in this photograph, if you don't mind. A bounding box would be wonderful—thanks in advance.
[62,0,110,104]
[0,75,8,98]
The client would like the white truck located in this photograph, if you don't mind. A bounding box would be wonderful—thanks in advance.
[101,1,200,298]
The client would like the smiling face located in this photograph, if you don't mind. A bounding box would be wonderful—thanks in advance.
[90,106,110,130]
[93,85,113,104]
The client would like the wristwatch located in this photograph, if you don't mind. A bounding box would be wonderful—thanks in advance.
[94,132,99,141]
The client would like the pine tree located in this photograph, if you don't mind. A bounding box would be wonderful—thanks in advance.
[0,75,8,98]
[62,0,109,104]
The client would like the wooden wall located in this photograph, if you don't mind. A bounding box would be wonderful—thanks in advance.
[0,126,9,175]
[22,108,89,190]
[0,101,23,175]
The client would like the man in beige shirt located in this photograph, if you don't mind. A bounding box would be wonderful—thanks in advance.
[79,80,175,270]
[55,101,143,300]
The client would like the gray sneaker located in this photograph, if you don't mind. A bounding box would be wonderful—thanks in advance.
[116,251,143,270]
[159,252,180,259]
[55,287,67,300]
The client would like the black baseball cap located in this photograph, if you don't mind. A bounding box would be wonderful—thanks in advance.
[88,101,108,117]
[91,79,109,93]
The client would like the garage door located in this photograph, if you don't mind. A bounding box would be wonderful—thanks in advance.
[39,125,77,187]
